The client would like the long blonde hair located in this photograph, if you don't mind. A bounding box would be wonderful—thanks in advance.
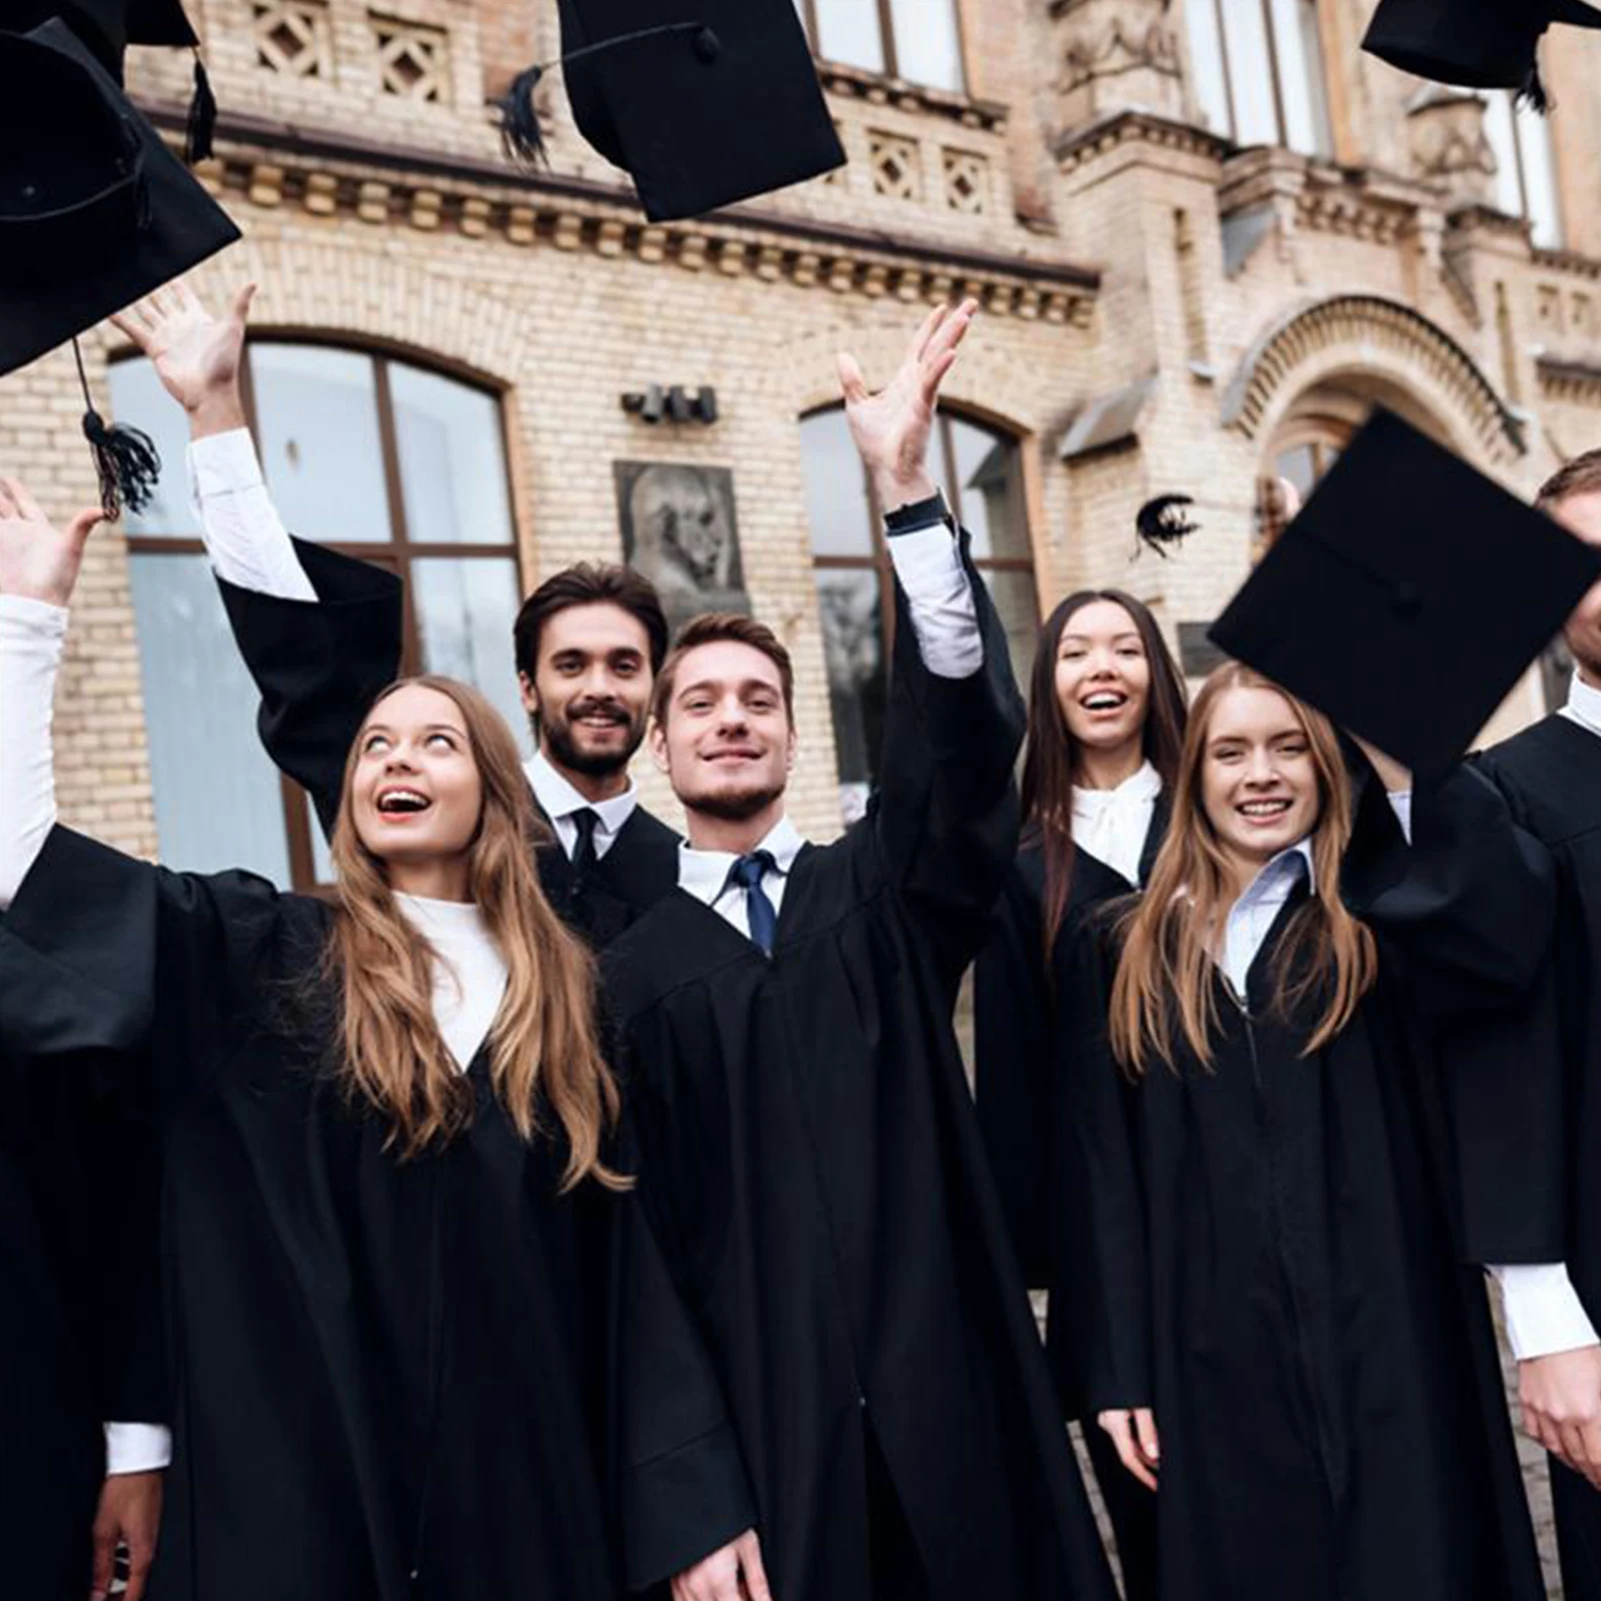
[323,675,624,1189]
[1108,663,1377,1076]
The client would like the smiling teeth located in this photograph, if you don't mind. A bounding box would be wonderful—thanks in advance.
[1084,694,1124,710]
[1240,800,1289,815]
[379,789,430,813]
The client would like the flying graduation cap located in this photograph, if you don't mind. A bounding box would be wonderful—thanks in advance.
[1134,493,1199,559]
[1209,409,1601,775]
[0,17,239,513]
[1362,0,1601,112]
[498,0,846,221]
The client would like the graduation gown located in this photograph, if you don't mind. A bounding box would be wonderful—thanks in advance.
[1479,712,1601,1601]
[1061,767,1553,1601]
[215,540,681,946]
[973,818,1164,1601]
[604,564,1119,1601]
[0,827,747,1601]
[2,1050,167,1600]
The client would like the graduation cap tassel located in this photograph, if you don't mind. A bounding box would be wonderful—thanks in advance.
[74,340,160,520]
[185,53,218,165]
[1516,56,1551,115]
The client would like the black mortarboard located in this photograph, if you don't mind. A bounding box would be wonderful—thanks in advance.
[1209,410,1601,775]
[1362,0,1601,109]
[0,19,239,507]
[498,0,845,221]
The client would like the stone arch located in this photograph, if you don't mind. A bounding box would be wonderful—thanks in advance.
[1221,295,1524,466]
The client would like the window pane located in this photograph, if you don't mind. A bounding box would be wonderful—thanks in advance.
[1274,443,1319,499]
[814,568,885,820]
[390,363,515,545]
[948,418,1029,560]
[813,0,885,73]
[1270,0,1332,157]
[1514,97,1563,248]
[108,360,200,537]
[1484,91,1527,220]
[983,568,1041,707]
[251,345,391,543]
[889,0,964,91]
[411,556,532,760]
[801,408,877,557]
[128,552,292,883]
[1185,0,1232,136]
[1219,1,1278,146]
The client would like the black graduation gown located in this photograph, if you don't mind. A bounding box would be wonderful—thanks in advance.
[1479,712,1601,1601]
[215,540,681,946]
[603,562,1119,1601]
[973,817,1164,1601]
[0,827,747,1601]
[1061,767,1553,1601]
[2,1050,167,1600]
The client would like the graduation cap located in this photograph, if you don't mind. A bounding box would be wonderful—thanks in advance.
[1362,0,1601,111]
[1134,493,1199,559]
[1208,409,1601,775]
[497,0,846,221]
[0,18,240,512]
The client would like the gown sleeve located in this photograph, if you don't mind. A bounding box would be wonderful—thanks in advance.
[1053,916,1152,1418]
[216,540,404,838]
[973,862,1052,1286]
[872,531,1027,982]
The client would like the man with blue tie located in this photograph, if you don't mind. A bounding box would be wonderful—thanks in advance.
[603,302,1117,1601]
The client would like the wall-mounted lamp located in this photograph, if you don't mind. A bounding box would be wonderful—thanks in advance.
[622,384,719,425]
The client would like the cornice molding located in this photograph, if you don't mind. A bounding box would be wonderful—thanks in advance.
[1537,356,1601,405]
[815,59,1009,134]
[1052,107,1229,171]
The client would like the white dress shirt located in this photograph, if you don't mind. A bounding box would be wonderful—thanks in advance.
[676,510,980,943]
[189,429,316,602]
[524,748,638,863]
[1219,839,1315,998]
[1073,761,1161,888]
[1486,673,1601,1362]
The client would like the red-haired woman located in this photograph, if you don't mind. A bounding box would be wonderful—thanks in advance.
[1065,662,1551,1601]
[974,588,1187,1600]
[0,483,750,1601]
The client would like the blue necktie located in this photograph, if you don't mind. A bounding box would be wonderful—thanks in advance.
[729,851,778,955]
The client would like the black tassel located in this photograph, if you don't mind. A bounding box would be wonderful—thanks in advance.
[1133,493,1199,559]
[185,54,217,164]
[73,340,161,519]
[495,64,548,169]
[1516,58,1550,116]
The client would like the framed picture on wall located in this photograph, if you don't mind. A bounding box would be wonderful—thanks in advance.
[615,460,751,634]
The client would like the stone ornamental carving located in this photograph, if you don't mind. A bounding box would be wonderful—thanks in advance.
[1052,0,1182,127]
[1407,86,1497,210]
[251,0,333,79]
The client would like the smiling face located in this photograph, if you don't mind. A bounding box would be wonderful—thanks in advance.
[1199,684,1322,877]
[651,639,796,823]
[351,682,484,869]
[1554,489,1601,685]
[1054,598,1152,765]
[519,601,653,780]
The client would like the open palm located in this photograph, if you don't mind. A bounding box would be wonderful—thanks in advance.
[0,478,100,606]
[111,282,256,415]
[837,298,977,497]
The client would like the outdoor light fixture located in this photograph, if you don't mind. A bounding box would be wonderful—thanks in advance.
[621,384,719,425]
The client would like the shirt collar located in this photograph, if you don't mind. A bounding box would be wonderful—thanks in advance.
[1565,672,1601,740]
[1235,837,1316,912]
[1072,759,1162,819]
[524,748,638,836]
[678,815,807,908]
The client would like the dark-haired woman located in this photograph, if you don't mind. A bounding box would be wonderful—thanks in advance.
[1067,662,1551,1601]
[974,588,1187,1599]
[0,484,749,1601]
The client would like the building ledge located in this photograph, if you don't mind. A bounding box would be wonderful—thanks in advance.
[815,59,1009,134]
[1052,107,1229,172]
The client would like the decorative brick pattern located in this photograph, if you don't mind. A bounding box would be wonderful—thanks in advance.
[372,15,450,104]
[868,129,921,201]
[941,148,989,214]
[251,0,333,79]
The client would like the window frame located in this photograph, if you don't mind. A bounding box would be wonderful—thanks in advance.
[1188,0,1333,158]
[119,336,524,891]
[795,0,969,93]
[1485,88,1564,250]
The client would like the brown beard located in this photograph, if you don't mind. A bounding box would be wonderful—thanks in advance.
[689,780,787,823]
[541,700,647,779]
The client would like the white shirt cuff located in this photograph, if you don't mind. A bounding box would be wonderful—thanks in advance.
[1387,790,1413,845]
[1491,1262,1601,1361]
[885,522,983,680]
[188,429,317,602]
[104,1422,173,1475]
[0,595,65,910]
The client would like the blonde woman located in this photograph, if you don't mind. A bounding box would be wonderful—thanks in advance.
[1063,662,1552,1601]
[0,482,752,1601]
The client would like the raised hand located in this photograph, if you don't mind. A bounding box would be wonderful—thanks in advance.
[110,282,256,438]
[836,298,978,514]
[0,477,101,607]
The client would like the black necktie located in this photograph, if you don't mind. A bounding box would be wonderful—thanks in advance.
[571,808,600,878]
[729,851,778,955]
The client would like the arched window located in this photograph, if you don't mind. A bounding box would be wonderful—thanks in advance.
[1256,411,1353,556]
[1185,0,1333,157]
[801,406,1037,822]
[109,342,525,889]
[1483,89,1563,249]
[793,0,965,93]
